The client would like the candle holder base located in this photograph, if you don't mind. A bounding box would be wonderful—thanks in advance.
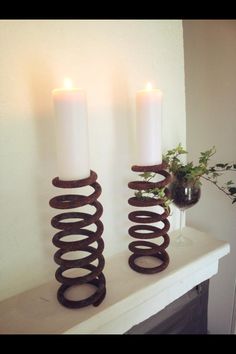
[128,162,171,274]
[49,171,106,309]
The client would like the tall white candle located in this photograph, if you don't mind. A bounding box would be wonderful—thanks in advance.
[52,78,90,181]
[136,82,163,166]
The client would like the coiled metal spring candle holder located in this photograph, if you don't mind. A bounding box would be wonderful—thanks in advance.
[128,162,171,274]
[49,170,106,308]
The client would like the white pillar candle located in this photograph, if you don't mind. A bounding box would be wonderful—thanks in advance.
[136,82,163,166]
[52,78,90,181]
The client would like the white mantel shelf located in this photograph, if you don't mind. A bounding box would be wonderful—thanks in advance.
[0,227,230,334]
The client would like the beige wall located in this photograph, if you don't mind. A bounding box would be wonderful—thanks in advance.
[0,20,186,301]
[183,20,236,334]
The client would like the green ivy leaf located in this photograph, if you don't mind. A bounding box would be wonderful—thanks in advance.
[135,191,143,198]
[209,167,216,172]
[215,163,225,168]
[212,172,220,178]
[228,187,236,195]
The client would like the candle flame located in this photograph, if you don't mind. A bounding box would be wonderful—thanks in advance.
[146,82,153,91]
[64,78,73,90]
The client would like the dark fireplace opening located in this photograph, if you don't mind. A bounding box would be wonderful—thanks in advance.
[125,279,209,335]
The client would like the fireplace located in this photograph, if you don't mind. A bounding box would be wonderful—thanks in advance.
[126,280,209,334]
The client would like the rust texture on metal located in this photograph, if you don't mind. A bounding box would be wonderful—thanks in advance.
[128,162,171,274]
[49,170,106,309]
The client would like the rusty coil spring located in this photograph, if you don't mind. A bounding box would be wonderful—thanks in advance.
[49,170,106,308]
[128,163,171,274]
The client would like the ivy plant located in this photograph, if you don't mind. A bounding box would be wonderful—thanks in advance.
[135,143,236,206]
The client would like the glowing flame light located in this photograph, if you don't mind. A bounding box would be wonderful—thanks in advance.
[146,82,153,91]
[64,78,73,90]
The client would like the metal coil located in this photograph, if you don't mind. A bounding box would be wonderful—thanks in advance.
[49,170,106,308]
[128,163,171,274]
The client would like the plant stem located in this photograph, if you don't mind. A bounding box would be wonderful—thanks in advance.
[201,175,234,200]
[179,210,184,237]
